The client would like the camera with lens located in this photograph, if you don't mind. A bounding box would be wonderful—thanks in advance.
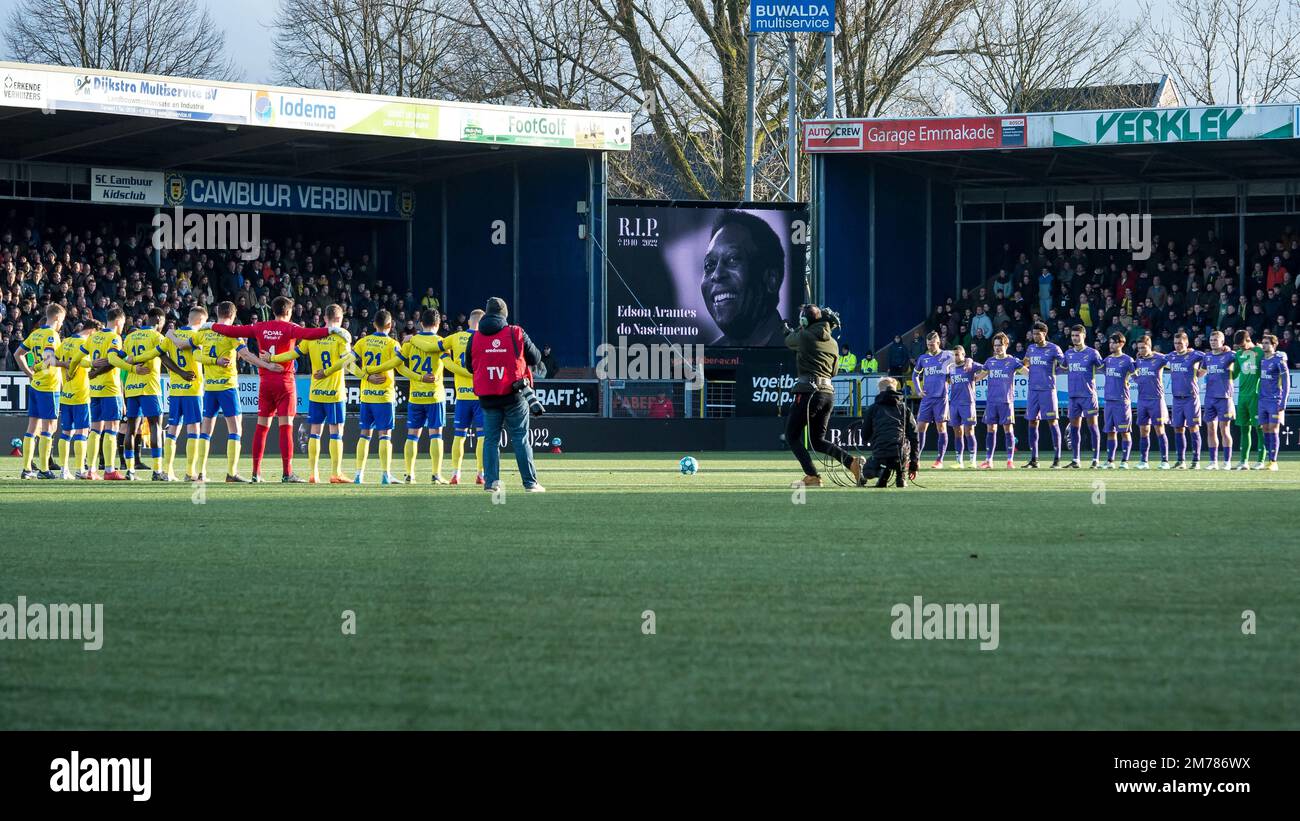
[513,379,546,416]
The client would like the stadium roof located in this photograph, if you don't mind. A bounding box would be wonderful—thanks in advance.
[1011,76,1180,113]
[0,61,630,184]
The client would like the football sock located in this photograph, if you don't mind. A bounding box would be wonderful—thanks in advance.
[226,433,241,476]
[252,423,270,476]
[986,429,997,461]
[307,434,321,478]
[103,430,117,472]
[355,433,371,473]
[163,433,178,474]
[451,435,466,473]
[329,434,343,477]
[379,435,392,475]
[430,434,444,477]
[278,425,293,476]
[404,435,418,477]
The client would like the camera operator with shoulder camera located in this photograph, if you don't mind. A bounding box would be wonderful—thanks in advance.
[860,376,919,487]
[784,304,864,487]
[467,297,545,493]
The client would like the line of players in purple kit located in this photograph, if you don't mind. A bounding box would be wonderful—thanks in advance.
[911,322,1291,471]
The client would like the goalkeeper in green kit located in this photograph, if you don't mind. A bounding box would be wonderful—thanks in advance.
[1232,330,1267,470]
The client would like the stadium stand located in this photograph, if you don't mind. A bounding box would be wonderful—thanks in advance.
[0,209,482,368]
[875,227,1300,376]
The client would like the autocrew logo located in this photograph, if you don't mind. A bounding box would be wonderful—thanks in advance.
[805,122,864,150]
[2,74,42,102]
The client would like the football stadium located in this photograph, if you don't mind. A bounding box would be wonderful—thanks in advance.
[1,2,1298,767]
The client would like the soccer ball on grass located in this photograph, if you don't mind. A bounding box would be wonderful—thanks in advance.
[679,456,699,475]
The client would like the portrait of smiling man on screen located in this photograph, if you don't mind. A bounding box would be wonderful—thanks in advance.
[700,211,787,347]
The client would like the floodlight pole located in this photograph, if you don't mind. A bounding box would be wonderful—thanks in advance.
[824,31,834,117]
[744,33,757,201]
[787,34,798,202]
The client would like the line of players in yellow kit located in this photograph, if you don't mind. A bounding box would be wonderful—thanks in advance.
[274,303,485,485]
[14,301,487,485]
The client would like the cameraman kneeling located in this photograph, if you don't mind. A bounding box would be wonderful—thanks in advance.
[467,297,545,492]
[860,377,919,487]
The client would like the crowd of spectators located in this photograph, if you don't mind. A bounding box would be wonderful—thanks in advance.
[0,212,498,372]
[882,228,1300,374]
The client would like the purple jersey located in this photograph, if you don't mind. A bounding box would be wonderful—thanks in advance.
[1202,350,1235,399]
[948,358,982,405]
[1165,349,1206,400]
[1133,353,1167,403]
[1024,342,1064,390]
[1103,353,1135,403]
[1063,346,1103,399]
[913,350,953,399]
[1259,352,1289,408]
[982,355,1020,405]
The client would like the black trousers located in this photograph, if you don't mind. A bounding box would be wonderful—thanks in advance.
[786,390,853,476]
[869,455,908,487]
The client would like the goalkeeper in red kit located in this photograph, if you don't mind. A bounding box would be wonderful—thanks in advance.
[210,295,351,482]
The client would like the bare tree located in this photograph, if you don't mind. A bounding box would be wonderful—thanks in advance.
[271,0,464,97]
[4,0,240,80]
[836,0,978,118]
[938,0,1142,114]
[1143,0,1300,105]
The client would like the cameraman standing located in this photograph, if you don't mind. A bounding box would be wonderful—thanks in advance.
[785,305,864,487]
[467,297,545,493]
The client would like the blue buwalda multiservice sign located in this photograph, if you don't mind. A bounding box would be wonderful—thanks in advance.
[749,1,836,33]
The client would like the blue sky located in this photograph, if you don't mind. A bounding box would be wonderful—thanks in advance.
[0,0,276,83]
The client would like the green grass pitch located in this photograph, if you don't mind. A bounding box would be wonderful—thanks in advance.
[1,451,1297,730]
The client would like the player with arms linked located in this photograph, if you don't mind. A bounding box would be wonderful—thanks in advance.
[977,332,1022,469]
[1062,325,1104,469]
[1022,321,1065,468]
